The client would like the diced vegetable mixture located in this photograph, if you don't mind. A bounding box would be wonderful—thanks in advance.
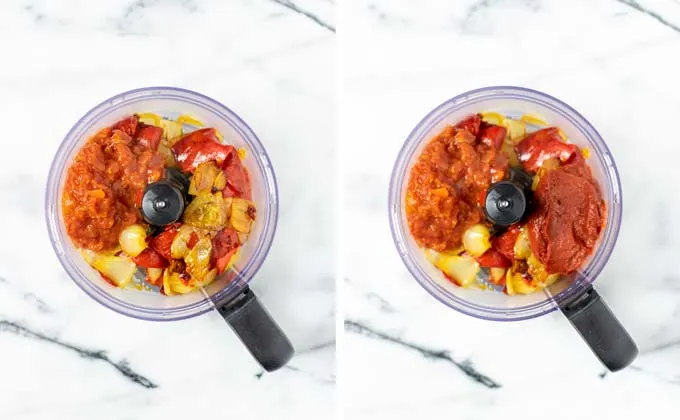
[62,113,254,295]
[406,112,605,295]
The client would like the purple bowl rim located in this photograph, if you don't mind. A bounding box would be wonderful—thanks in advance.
[45,86,279,321]
[388,85,623,321]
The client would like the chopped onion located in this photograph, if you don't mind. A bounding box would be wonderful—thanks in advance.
[426,249,480,288]
[489,267,507,284]
[146,267,164,286]
[436,254,480,288]
[119,224,147,257]
[503,118,526,144]
[188,162,221,195]
[196,268,218,288]
[513,228,532,260]
[170,225,195,259]
[160,119,183,146]
[90,254,136,287]
[527,253,559,286]
[214,171,227,190]
[230,198,256,233]
[184,237,212,283]
[157,143,176,166]
[182,192,228,230]
[505,269,537,295]
[501,142,520,168]
[162,270,194,296]
[462,224,491,257]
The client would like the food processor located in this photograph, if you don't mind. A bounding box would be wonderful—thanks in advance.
[46,87,294,372]
[389,86,637,371]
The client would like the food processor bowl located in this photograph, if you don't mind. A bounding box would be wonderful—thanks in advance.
[46,87,293,371]
[389,86,636,370]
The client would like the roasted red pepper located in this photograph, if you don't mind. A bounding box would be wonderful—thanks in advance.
[112,115,138,137]
[211,228,240,273]
[476,248,511,268]
[455,114,482,136]
[222,154,252,199]
[478,123,507,149]
[492,225,522,261]
[516,127,578,172]
[187,232,199,250]
[135,124,163,150]
[149,224,180,261]
[133,248,169,268]
[171,128,237,173]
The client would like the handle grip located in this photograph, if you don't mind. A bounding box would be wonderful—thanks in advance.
[217,286,295,372]
[560,285,637,372]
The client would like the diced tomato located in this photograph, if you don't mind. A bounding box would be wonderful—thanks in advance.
[476,249,511,268]
[133,248,169,268]
[478,123,507,149]
[171,128,237,173]
[149,224,180,260]
[455,114,482,136]
[112,115,138,137]
[212,228,240,273]
[516,127,578,172]
[492,225,522,261]
[222,155,252,199]
[187,232,199,250]
[136,124,163,150]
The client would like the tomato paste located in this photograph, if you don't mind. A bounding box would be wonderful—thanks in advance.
[528,155,606,273]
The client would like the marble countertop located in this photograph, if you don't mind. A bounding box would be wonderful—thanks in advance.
[0,1,334,419]
[342,0,680,419]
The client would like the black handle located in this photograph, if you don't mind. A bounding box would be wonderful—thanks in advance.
[560,285,637,372]
[217,286,294,372]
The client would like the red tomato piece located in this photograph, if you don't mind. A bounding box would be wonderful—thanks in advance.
[171,128,237,173]
[112,115,138,137]
[478,123,507,149]
[476,248,511,268]
[212,228,240,273]
[516,127,578,172]
[149,224,180,261]
[136,124,163,150]
[455,114,482,136]
[492,225,522,261]
[133,248,169,268]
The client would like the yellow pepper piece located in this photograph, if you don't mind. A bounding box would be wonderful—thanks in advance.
[177,114,205,127]
[137,112,162,127]
[481,111,504,125]
[520,114,548,126]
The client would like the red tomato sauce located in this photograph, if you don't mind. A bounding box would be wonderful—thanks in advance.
[405,116,508,251]
[62,117,165,251]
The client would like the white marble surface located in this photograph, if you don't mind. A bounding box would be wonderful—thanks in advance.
[0,1,334,419]
[342,0,680,419]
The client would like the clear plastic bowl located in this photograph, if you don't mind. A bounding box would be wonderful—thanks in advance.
[46,87,278,321]
[389,86,622,321]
